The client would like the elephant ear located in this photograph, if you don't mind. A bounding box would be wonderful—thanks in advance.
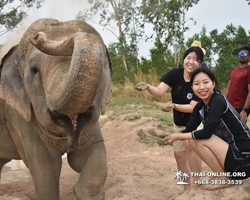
[0,45,31,122]
[101,80,111,115]
[101,47,112,115]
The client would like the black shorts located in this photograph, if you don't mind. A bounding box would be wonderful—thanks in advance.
[224,144,250,180]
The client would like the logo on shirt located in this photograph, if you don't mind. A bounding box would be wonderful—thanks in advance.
[187,93,193,99]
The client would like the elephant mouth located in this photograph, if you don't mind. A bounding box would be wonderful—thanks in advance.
[68,114,78,133]
[47,107,93,144]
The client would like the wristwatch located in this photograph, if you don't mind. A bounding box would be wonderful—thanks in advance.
[243,108,248,112]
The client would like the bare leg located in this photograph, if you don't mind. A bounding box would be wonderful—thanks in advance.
[172,125,192,190]
[185,141,202,183]
[174,151,191,190]
[188,135,230,190]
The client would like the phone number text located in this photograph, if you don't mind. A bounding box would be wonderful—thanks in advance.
[195,179,243,185]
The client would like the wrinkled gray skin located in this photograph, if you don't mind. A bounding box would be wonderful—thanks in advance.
[0,19,112,200]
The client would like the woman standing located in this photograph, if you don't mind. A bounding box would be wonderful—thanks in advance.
[135,46,204,190]
[169,67,250,190]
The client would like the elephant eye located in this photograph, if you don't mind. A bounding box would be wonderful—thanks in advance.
[30,64,40,76]
[28,56,41,80]
[30,66,41,81]
[31,67,39,74]
[32,68,40,79]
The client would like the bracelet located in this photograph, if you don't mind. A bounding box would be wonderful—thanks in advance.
[191,131,196,140]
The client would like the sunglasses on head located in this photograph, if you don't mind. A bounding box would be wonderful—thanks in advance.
[238,52,248,57]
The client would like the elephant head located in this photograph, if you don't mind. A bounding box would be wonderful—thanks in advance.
[0,19,112,148]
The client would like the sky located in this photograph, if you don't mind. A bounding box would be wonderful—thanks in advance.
[1,0,250,58]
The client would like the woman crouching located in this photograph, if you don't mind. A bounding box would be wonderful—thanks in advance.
[169,67,250,190]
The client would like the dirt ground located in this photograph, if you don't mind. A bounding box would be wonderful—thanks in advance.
[1,114,250,200]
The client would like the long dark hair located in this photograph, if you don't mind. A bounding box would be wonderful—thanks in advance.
[190,67,221,93]
[183,46,204,65]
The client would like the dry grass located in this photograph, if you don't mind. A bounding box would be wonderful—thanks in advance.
[112,71,171,103]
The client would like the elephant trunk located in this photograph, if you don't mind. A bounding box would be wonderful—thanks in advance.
[30,32,104,115]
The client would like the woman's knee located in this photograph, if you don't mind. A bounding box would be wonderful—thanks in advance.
[185,141,193,152]
[174,151,188,165]
[187,139,198,149]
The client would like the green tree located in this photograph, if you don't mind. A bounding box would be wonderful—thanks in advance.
[149,37,174,74]
[107,42,126,84]
[186,25,213,68]
[141,0,199,68]
[139,56,152,74]
[210,24,250,89]
[77,0,144,72]
[0,0,44,35]
[138,37,175,77]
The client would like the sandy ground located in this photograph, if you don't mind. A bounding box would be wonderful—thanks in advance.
[1,115,250,200]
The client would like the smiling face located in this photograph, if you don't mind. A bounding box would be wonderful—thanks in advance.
[192,72,215,105]
[183,52,201,74]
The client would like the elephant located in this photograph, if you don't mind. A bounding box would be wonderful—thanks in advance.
[0,18,112,200]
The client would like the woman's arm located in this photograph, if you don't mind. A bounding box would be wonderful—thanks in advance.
[147,82,170,97]
[168,132,193,143]
[170,100,198,113]
[224,81,230,97]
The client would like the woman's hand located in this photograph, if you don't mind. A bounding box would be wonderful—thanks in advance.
[162,103,175,112]
[168,134,180,143]
[240,110,248,122]
[135,82,149,91]
[169,132,193,143]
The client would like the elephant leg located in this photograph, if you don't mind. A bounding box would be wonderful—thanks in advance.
[0,158,11,184]
[31,156,62,200]
[68,142,107,200]
[26,149,62,200]
[0,132,21,185]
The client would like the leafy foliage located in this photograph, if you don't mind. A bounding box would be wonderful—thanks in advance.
[75,1,250,91]
[141,0,200,68]
[78,0,145,72]
[107,42,126,84]
[108,23,250,92]
[139,37,174,75]
[185,26,213,67]
[0,0,44,35]
[210,24,250,89]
